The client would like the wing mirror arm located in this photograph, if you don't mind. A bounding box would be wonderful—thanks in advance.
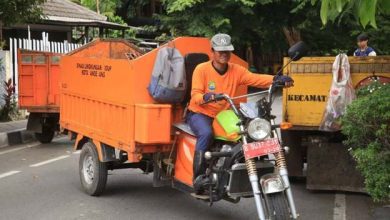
[275,52,300,76]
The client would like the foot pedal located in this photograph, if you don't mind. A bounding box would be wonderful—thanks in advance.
[190,193,210,200]
[163,158,174,167]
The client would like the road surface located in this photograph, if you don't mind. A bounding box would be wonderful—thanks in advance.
[0,136,376,220]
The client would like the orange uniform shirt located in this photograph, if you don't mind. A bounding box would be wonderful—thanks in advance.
[188,61,274,118]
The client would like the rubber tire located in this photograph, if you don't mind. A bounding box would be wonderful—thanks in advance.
[79,142,108,196]
[267,192,291,220]
[35,129,55,144]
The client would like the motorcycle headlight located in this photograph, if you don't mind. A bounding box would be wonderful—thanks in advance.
[247,118,271,141]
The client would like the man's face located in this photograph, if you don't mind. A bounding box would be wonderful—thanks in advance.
[213,50,231,64]
[357,40,368,49]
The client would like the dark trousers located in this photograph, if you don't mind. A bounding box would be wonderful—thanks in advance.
[186,111,214,151]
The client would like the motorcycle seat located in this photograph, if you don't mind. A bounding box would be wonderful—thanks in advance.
[173,122,196,137]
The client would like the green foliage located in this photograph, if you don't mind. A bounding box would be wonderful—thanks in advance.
[74,0,390,56]
[0,40,5,50]
[0,79,20,122]
[72,0,136,39]
[106,14,136,38]
[341,84,390,202]
[119,0,150,18]
[158,0,390,56]
[0,0,45,26]
[301,0,390,28]
[163,0,204,13]
[355,81,384,97]
[292,1,390,55]
[158,0,293,53]
[72,0,122,15]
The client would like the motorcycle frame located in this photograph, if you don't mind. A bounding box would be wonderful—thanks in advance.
[218,84,298,220]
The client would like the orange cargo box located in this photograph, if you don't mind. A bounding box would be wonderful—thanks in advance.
[60,37,248,162]
[18,50,62,112]
[135,104,171,144]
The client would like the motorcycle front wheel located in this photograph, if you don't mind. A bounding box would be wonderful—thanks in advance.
[266,192,291,220]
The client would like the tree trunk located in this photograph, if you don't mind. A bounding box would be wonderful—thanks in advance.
[151,0,156,15]
[246,46,254,66]
[96,0,100,14]
[282,26,301,47]
[0,21,3,47]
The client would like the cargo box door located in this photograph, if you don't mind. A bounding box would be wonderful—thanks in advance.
[18,52,51,107]
[48,55,61,106]
[32,53,49,106]
[19,52,35,107]
[18,51,61,109]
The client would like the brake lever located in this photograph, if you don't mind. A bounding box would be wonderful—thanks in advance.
[273,81,286,87]
[214,94,225,101]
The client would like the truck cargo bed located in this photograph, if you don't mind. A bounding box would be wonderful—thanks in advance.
[60,37,248,162]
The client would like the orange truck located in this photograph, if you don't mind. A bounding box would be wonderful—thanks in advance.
[18,40,143,143]
[18,50,62,143]
[60,37,307,219]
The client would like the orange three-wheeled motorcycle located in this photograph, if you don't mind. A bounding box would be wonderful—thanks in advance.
[60,37,307,220]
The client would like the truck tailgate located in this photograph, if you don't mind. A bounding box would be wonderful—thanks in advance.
[18,50,61,112]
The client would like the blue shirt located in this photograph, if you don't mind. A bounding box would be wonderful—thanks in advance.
[354,47,376,56]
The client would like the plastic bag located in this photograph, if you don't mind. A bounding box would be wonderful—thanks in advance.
[319,54,356,131]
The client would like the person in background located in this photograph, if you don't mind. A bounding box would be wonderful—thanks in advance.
[354,33,376,56]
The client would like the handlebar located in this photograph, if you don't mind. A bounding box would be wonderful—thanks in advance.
[200,82,287,117]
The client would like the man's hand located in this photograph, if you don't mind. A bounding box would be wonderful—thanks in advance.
[202,93,225,104]
[273,75,294,88]
[203,92,216,102]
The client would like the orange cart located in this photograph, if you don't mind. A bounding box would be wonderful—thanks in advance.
[61,37,306,220]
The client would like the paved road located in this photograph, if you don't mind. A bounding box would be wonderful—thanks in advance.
[0,137,377,220]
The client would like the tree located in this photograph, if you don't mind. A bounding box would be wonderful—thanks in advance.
[72,0,136,39]
[72,0,122,15]
[158,0,390,58]
[295,0,390,28]
[0,0,45,44]
[158,0,292,53]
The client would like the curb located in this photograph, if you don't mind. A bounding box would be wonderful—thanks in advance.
[0,129,36,149]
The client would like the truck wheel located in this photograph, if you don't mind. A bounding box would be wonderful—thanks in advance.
[266,192,291,220]
[79,142,107,196]
[35,129,55,144]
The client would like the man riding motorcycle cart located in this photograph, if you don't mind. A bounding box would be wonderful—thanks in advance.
[61,35,307,220]
[187,33,294,197]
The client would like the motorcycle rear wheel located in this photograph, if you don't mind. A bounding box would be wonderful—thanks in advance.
[266,192,291,220]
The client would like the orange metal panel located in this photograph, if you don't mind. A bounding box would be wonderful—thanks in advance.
[18,50,62,112]
[134,104,171,144]
[60,56,136,157]
[174,133,196,187]
[67,38,143,59]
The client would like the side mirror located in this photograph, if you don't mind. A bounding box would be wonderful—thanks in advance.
[288,41,308,61]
